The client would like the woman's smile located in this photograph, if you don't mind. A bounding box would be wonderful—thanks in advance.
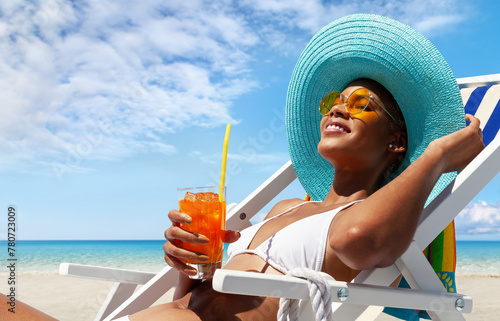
[323,119,351,135]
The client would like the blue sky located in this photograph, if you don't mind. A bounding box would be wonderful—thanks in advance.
[1,0,499,241]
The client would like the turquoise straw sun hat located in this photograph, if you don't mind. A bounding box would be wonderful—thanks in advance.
[286,13,465,203]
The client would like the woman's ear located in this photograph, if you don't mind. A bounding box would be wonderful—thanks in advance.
[388,131,407,152]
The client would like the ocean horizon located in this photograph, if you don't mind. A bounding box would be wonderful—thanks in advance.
[1,240,499,277]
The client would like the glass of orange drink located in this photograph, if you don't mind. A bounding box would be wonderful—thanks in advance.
[176,186,226,279]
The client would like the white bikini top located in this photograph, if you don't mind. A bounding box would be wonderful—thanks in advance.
[227,200,361,274]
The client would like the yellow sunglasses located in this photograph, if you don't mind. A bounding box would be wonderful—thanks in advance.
[319,88,398,123]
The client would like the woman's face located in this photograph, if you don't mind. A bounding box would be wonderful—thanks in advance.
[317,80,395,171]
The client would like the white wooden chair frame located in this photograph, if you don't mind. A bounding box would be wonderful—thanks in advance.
[59,74,500,321]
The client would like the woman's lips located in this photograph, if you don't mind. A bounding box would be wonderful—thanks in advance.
[324,120,351,134]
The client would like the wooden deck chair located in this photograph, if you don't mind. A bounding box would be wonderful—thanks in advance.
[59,74,500,321]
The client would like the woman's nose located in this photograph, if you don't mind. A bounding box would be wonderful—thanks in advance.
[329,102,348,118]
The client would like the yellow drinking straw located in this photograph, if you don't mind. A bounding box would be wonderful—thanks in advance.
[219,124,231,202]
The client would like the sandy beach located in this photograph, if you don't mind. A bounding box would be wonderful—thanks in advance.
[1,273,497,320]
[1,272,174,320]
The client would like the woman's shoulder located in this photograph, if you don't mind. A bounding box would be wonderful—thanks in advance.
[264,198,308,220]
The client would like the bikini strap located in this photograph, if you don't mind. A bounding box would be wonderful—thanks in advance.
[268,201,318,220]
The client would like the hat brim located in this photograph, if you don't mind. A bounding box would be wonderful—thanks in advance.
[286,14,464,203]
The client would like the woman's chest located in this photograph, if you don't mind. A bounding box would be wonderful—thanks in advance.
[248,206,326,250]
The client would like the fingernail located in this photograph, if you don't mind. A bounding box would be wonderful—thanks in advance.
[183,215,192,223]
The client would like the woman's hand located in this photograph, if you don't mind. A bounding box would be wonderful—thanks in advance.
[427,114,484,173]
[163,209,206,276]
[163,209,240,276]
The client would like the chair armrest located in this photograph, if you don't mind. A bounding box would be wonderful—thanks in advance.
[212,269,472,314]
[213,269,312,299]
[59,263,156,285]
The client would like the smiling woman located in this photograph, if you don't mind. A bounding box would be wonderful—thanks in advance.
[318,79,407,180]
[125,14,484,321]
[0,1,497,319]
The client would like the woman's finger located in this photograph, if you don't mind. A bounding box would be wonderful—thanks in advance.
[163,241,209,263]
[164,226,209,244]
[163,252,198,276]
[465,113,477,126]
[465,114,484,139]
[168,209,192,225]
[223,230,241,243]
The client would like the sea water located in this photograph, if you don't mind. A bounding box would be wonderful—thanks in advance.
[1,240,499,276]
[456,241,500,276]
[0,240,231,274]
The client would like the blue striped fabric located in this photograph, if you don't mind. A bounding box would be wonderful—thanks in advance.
[464,86,490,116]
[463,85,500,146]
[483,99,500,146]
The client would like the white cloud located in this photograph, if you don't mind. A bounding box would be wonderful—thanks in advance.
[456,201,500,235]
[414,14,466,36]
[0,0,264,172]
[242,0,471,36]
[0,0,473,173]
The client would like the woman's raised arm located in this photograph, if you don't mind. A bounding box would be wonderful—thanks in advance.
[329,114,484,270]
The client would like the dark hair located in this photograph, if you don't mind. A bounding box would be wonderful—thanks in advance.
[384,90,406,135]
[372,82,407,177]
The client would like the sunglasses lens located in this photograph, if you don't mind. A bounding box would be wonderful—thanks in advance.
[319,87,398,122]
[319,91,340,115]
[346,88,370,115]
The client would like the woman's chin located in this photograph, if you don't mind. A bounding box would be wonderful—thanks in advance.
[317,146,341,164]
[317,141,346,157]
